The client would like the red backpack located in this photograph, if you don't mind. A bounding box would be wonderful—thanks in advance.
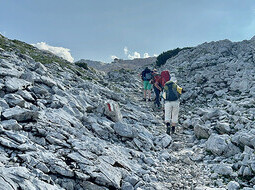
[161,70,170,87]
[153,73,162,84]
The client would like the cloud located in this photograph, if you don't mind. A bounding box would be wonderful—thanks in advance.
[143,53,150,58]
[128,51,141,59]
[0,31,6,36]
[124,47,128,55]
[32,42,74,62]
[111,46,157,60]
[111,55,119,60]
[153,54,158,57]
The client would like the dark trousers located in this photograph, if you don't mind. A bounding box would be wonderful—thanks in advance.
[153,86,161,107]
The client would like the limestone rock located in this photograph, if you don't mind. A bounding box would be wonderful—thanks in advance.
[104,101,123,122]
[1,119,22,131]
[2,106,39,121]
[226,181,240,190]
[113,122,134,138]
[206,134,240,156]
[194,124,211,139]
[5,77,31,92]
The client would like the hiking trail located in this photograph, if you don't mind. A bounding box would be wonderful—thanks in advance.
[129,75,213,189]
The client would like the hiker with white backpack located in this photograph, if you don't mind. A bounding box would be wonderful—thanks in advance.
[162,76,185,135]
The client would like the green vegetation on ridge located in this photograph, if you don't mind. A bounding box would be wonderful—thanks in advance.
[0,34,70,67]
[156,47,192,67]
[0,34,103,82]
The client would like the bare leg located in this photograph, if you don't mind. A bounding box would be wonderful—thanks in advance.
[148,90,151,100]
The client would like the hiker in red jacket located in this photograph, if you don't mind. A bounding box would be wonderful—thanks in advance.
[151,69,162,109]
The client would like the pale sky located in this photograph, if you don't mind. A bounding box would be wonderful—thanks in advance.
[0,0,255,63]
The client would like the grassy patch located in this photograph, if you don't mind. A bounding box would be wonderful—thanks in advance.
[0,35,99,83]
[0,35,71,67]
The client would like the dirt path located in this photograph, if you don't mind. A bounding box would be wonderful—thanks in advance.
[131,86,213,190]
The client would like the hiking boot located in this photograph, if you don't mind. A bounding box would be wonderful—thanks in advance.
[142,98,146,101]
[166,126,171,135]
[171,126,176,134]
[148,99,152,102]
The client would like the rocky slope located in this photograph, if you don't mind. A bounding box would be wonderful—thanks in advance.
[0,33,255,190]
[75,57,156,73]
[160,37,255,189]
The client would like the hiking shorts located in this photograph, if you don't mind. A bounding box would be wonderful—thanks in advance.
[164,100,180,124]
[143,81,152,90]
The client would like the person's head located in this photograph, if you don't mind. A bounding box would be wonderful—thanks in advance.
[170,75,177,83]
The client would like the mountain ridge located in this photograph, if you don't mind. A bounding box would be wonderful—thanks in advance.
[75,56,157,73]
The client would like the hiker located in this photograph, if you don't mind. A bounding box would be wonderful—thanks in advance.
[162,76,185,134]
[160,70,171,87]
[159,70,171,111]
[140,67,153,101]
[151,69,162,109]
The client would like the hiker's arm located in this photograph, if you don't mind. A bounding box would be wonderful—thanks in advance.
[155,82,162,91]
[177,85,183,94]
[139,72,143,81]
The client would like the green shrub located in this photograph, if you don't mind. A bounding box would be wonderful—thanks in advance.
[156,47,192,67]
[75,62,88,70]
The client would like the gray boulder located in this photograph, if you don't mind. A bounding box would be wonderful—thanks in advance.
[5,77,31,92]
[39,76,57,87]
[0,166,62,190]
[213,163,233,176]
[133,133,154,151]
[4,94,25,107]
[231,132,255,149]
[90,160,122,189]
[0,98,9,110]
[121,182,134,190]
[194,124,211,139]
[1,119,22,130]
[0,68,22,78]
[2,106,39,121]
[16,90,35,102]
[104,101,123,122]
[113,122,134,138]
[226,181,240,190]
[215,122,231,134]
[206,134,240,157]
[154,134,172,148]
[230,78,250,92]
